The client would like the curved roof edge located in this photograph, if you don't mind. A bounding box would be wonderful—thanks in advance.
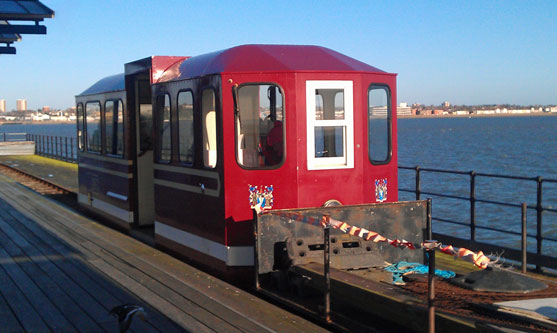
[167,44,390,82]
[77,73,124,97]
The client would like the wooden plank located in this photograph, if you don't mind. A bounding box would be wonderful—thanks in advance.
[0,286,25,331]
[2,180,323,332]
[0,245,77,331]
[0,198,172,333]
[0,177,326,332]
[0,249,50,332]
[0,216,104,331]
[90,258,213,333]
[2,188,191,331]
[0,187,225,332]
[0,141,35,155]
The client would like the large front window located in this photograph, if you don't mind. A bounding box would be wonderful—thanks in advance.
[368,85,391,164]
[306,81,353,170]
[235,84,284,168]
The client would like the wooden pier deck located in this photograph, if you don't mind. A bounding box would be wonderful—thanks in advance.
[0,172,327,332]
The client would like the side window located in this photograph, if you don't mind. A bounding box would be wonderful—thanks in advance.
[177,91,194,164]
[306,81,353,170]
[236,84,284,168]
[202,89,217,168]
[86,102,101,153]
[104,101,114,155]
[76,103,84,151]
[368,85,391,163]
[104,100,124,157]
[156,94,171,162]
[116,100,124,156]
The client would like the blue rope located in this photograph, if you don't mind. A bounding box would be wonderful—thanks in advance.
[384,261,455,285]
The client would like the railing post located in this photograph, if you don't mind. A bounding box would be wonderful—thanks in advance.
[55,136,59,159]
[521,202,527,273]
[470,171,476,241]
[427,198,433,239]
[536,177,543,272]
[323,215,331,323]
[3,133,5,142]
[415,166,421,200]
[423,240,439,333]
[70,137,74,162]
[65,137,68,161]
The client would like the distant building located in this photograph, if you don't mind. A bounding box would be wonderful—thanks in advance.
[42,106,50,112]
[397,102,412,116]
[16,99,27,111]
[442,101,451,107]
[0,99,5,112]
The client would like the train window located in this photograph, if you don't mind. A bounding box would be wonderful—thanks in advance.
[104,100,124,157]
[77,103,84,151]
[85,101,102,153]
[177,91,194,164]
[236,84,284,168]
[156,94,172,162]
[306,81,354,170]
[202,89,217,168]
[116,100,124,156]
[368,85,391,164]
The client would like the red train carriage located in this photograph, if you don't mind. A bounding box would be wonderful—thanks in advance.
[76,45,398,279]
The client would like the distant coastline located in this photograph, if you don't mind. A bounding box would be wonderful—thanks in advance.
[0,120,75,125]
[398,112,557,119]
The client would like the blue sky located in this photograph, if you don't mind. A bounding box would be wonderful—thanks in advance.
[2,0,556,110]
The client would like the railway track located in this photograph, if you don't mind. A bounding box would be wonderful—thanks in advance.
[0,163,77,208]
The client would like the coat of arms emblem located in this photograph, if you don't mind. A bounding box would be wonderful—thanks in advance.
[375,178,387,203]
[249,185,274,213]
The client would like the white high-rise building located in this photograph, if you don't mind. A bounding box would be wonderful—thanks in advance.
[0,99,6,112]
[17,99,27,111]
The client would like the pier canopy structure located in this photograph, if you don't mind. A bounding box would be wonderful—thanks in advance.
[0,0,54,55]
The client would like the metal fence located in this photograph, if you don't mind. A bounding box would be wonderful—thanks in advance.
[27,134,77,163]
[399,165,557,271]
[0,132,28,142]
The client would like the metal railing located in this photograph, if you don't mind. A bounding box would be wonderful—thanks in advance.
[399,165,557,271]
[27,134,77,163]
[0,132,28,142]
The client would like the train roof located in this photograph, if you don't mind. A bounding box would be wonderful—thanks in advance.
[77,73,124,97]
[158,44,392,83]
[77,45,394,95]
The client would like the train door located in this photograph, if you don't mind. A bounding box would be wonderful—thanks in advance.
[133,73,155,226]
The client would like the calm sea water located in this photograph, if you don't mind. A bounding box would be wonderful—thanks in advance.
[2,117,556,255]
[398,116,557,256]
